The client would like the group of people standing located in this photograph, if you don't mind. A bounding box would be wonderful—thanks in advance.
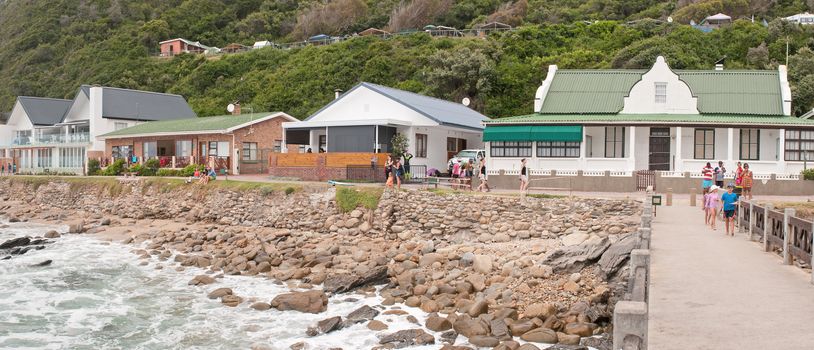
[702,161,753,200]
[384,153,410,190]
[450,156,490,192]
[700,161,749,236]
[0,162,15,176]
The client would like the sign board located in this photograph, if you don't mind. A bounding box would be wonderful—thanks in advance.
[652,195,662,206]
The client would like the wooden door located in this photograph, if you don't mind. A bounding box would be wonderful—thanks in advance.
[649,128,670,171]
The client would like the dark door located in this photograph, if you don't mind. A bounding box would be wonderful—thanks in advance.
[649,128,670,170]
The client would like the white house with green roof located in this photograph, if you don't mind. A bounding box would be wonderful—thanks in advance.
[483,56,814,178]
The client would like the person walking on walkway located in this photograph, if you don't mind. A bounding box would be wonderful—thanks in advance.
[384,155,393,183]
[714,161,726,188]
[702,162,714,193]
[706,186,721,230]
[403,152,412,176]
[393,159,404,190]
[477,156,490,192]
[519,158,529,193]
[721,183,740,236]
[741,163,754,200]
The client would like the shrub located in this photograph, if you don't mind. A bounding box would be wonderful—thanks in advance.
[285,186,296,195]
[142,158,160,176]
[157,169,181,177]
[802,168,814,180]
[103,159,127,176]
[87,159,100,175]
[179,164,203,177]
[129,163,143,175]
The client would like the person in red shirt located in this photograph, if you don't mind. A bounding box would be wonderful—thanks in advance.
[701,162,714,193]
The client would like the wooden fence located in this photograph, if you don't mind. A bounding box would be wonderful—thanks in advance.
[271,152,389,168]
[739,201,814,283]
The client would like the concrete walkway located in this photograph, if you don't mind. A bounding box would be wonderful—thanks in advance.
[648,205,814,349]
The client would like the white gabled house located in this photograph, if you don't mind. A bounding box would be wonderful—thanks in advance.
[0,85,196,174]
[282,82,490,171]
[484,56,814,177]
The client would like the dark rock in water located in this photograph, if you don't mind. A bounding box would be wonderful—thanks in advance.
[346,305,379,324]
[10,247,31,255]
[0,237,30,250]
[32,260,52,267]
[547,345,588,350]
[30,239,47,245]
[317,316,343,334]
[323,265,388,293]
[2,256,10,260]
[34,245,45,250]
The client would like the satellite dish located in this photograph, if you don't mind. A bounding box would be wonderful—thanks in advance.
[462,97,471,106]
[227,103,235,113]
[667,16,673,23]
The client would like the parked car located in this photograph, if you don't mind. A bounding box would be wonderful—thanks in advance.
[447,149,486,172]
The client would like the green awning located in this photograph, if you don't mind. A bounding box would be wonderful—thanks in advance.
[483,125,582,142]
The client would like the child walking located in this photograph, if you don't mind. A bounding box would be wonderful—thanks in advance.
[706,186,720,230]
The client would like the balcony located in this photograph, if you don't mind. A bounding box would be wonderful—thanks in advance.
[12,133,90,147]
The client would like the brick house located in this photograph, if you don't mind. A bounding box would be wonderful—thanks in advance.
[159,38,214,57]
[98,112,297,174]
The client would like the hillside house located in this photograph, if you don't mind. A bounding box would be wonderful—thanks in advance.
[159,38,213,56]
[785,12,814,25]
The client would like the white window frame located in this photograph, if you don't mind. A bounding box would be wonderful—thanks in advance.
[655,82,667,104]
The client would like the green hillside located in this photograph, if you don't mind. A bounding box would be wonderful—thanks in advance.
[1,0,814,118]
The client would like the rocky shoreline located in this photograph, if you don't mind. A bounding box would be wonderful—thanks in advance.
[0,178,642,349]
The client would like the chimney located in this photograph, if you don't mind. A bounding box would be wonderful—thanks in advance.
[715,63,724,71]
[232,102,241,115]
[334,89,343,100]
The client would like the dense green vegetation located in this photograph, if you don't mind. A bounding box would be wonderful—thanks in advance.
[1,0,814,118]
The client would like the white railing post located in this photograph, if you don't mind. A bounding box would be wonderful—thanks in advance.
[764,204,773,252]
[783,208,795,265]
[172,156,176,168]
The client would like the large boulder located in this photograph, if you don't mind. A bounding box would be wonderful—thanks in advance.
[598,233,638,276]
[473,255,493,273]
[270,290,328,314]
[346,305,379,324]
[520,328,558,344]
[541,236,610,273]
[425,314,452,332]
[323,265,388,293]
[0,237,30,250]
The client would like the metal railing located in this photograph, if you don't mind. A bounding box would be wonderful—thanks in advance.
[12,132,90,146]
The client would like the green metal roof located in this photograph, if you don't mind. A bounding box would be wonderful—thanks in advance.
[677,71,782,115]
[539,69,784,115]
[483,125,582,142]
[100,113,278,137]
[486,114,814,127]
[539,70,645,114]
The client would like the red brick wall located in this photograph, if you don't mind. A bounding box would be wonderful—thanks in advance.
[160,41,183,56]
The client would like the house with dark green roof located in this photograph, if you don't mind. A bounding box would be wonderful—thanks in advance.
[484,56,814,178]
[98,111,297,175]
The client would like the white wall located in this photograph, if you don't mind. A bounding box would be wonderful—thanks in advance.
[309,86,439,126]
[62,93,90,123]
[621,56,699,114]
[634,127,650,170]
[0,101,34,147]
[85,87,144,152]
[410,125,482,171]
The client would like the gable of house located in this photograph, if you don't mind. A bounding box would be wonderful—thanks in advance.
[16,97,72,126]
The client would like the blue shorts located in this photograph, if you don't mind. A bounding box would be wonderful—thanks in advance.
[724,209,735,218]
[702,180,712,188]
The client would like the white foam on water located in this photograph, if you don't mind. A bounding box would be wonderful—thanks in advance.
[0,221,598,350]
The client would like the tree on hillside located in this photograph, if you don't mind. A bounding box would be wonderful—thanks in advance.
[486,0,528,27]
[424,46,497,112]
